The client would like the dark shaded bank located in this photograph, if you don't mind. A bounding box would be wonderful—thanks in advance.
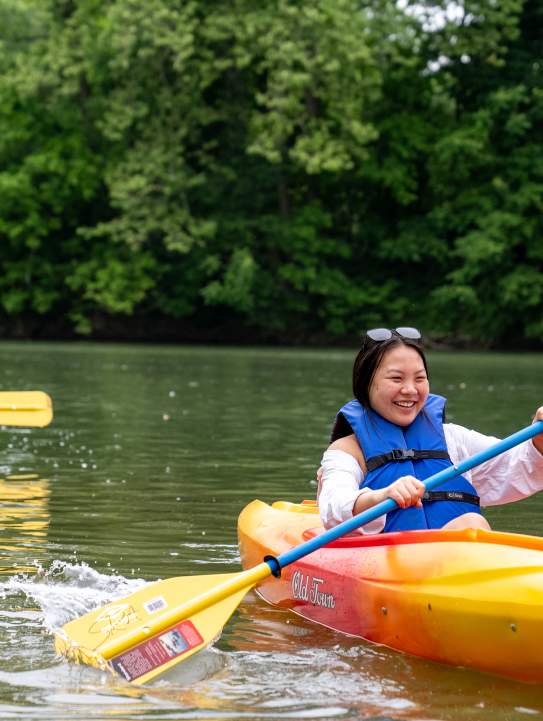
[0,310,339,347]
[1,311,541,351]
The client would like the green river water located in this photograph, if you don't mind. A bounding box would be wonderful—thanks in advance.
[0,341,542,720]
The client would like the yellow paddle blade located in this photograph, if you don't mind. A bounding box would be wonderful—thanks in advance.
[0,391,53,427]
[55,563,272,684]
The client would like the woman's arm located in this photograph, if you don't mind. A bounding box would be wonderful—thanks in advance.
[318,435,424,533]
[444,409,543,507]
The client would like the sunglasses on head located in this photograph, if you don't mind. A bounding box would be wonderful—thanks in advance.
[362,327,422,350]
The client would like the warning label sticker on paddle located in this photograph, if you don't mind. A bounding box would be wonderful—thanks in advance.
[110,620,204,682]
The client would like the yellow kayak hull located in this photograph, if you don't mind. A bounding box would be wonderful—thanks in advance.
[238,499,543,682]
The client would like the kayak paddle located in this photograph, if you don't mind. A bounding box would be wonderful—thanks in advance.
[55,420,543,684]
[0,391,53,427]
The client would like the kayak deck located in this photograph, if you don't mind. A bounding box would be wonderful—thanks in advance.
[237,499,543,683]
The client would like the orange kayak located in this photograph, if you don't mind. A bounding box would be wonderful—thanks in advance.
[238,499,543,683]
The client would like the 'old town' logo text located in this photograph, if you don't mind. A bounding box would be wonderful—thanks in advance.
[291,571,336,608]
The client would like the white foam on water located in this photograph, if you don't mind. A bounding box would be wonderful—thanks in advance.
[0,560,147,632]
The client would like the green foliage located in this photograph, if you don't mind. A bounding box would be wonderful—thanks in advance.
[427,72,543,341]
[65,242,157,332]
[0,0,540,346]
[241,0,381,173]
[202,247,256,313]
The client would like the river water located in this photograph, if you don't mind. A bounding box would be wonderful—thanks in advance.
[0,341,541,720]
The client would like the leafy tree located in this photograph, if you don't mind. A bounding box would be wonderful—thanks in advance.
[0,0,540,346]
[423,0,543,344]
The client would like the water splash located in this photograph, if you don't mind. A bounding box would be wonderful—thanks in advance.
[0,560,147,632]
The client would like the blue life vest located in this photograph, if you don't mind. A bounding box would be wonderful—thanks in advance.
[336,394,481,532]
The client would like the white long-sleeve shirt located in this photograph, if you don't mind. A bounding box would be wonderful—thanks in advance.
[318,422,543,534]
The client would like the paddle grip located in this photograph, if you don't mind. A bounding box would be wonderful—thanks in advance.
[272,419,543,572]
[263,554,281,577]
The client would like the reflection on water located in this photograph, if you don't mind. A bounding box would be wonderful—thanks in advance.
[147,593,543,721]
[0,474,50,574]
[0,342,540,719]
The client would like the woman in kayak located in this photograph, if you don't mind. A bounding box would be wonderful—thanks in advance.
[318,327,543,534]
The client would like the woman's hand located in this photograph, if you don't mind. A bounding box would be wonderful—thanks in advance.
[352,474,425,516]
[383,475,425,508]
[533,407,543,455]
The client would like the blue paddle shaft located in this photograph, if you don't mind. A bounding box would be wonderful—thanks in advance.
[266,420,543,574]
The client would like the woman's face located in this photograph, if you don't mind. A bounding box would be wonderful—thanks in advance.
[368,345,429,426]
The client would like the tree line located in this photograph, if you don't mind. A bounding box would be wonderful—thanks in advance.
[0,0,541,347]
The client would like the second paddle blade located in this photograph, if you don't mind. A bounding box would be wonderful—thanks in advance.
[55,572,254,685]
[0,391,53,427]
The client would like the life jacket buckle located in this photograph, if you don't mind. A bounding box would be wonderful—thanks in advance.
[391,448,415,460]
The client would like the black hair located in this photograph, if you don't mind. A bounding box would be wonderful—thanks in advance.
[352,337,428,409]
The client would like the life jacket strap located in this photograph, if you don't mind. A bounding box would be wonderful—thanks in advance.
[366,449,450,472]
[423,490,480,506]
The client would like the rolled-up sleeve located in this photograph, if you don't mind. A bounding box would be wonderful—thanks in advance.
[444,423,543,506]
[317,450,385,534]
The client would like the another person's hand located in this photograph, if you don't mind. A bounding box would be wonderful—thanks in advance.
[384,476,425,508]
[533,407,543,455]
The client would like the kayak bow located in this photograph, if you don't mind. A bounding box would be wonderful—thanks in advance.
[238,500,543,683]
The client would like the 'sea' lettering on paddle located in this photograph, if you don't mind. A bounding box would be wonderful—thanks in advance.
[291,570,336,608]
[88,604,139,639]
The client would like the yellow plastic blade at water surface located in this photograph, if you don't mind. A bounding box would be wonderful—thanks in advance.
[55,563,272,685]
[0,391,53,427]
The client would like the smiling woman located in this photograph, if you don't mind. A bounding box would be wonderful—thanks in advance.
[318,327,543,535]
[367,344,429,427]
